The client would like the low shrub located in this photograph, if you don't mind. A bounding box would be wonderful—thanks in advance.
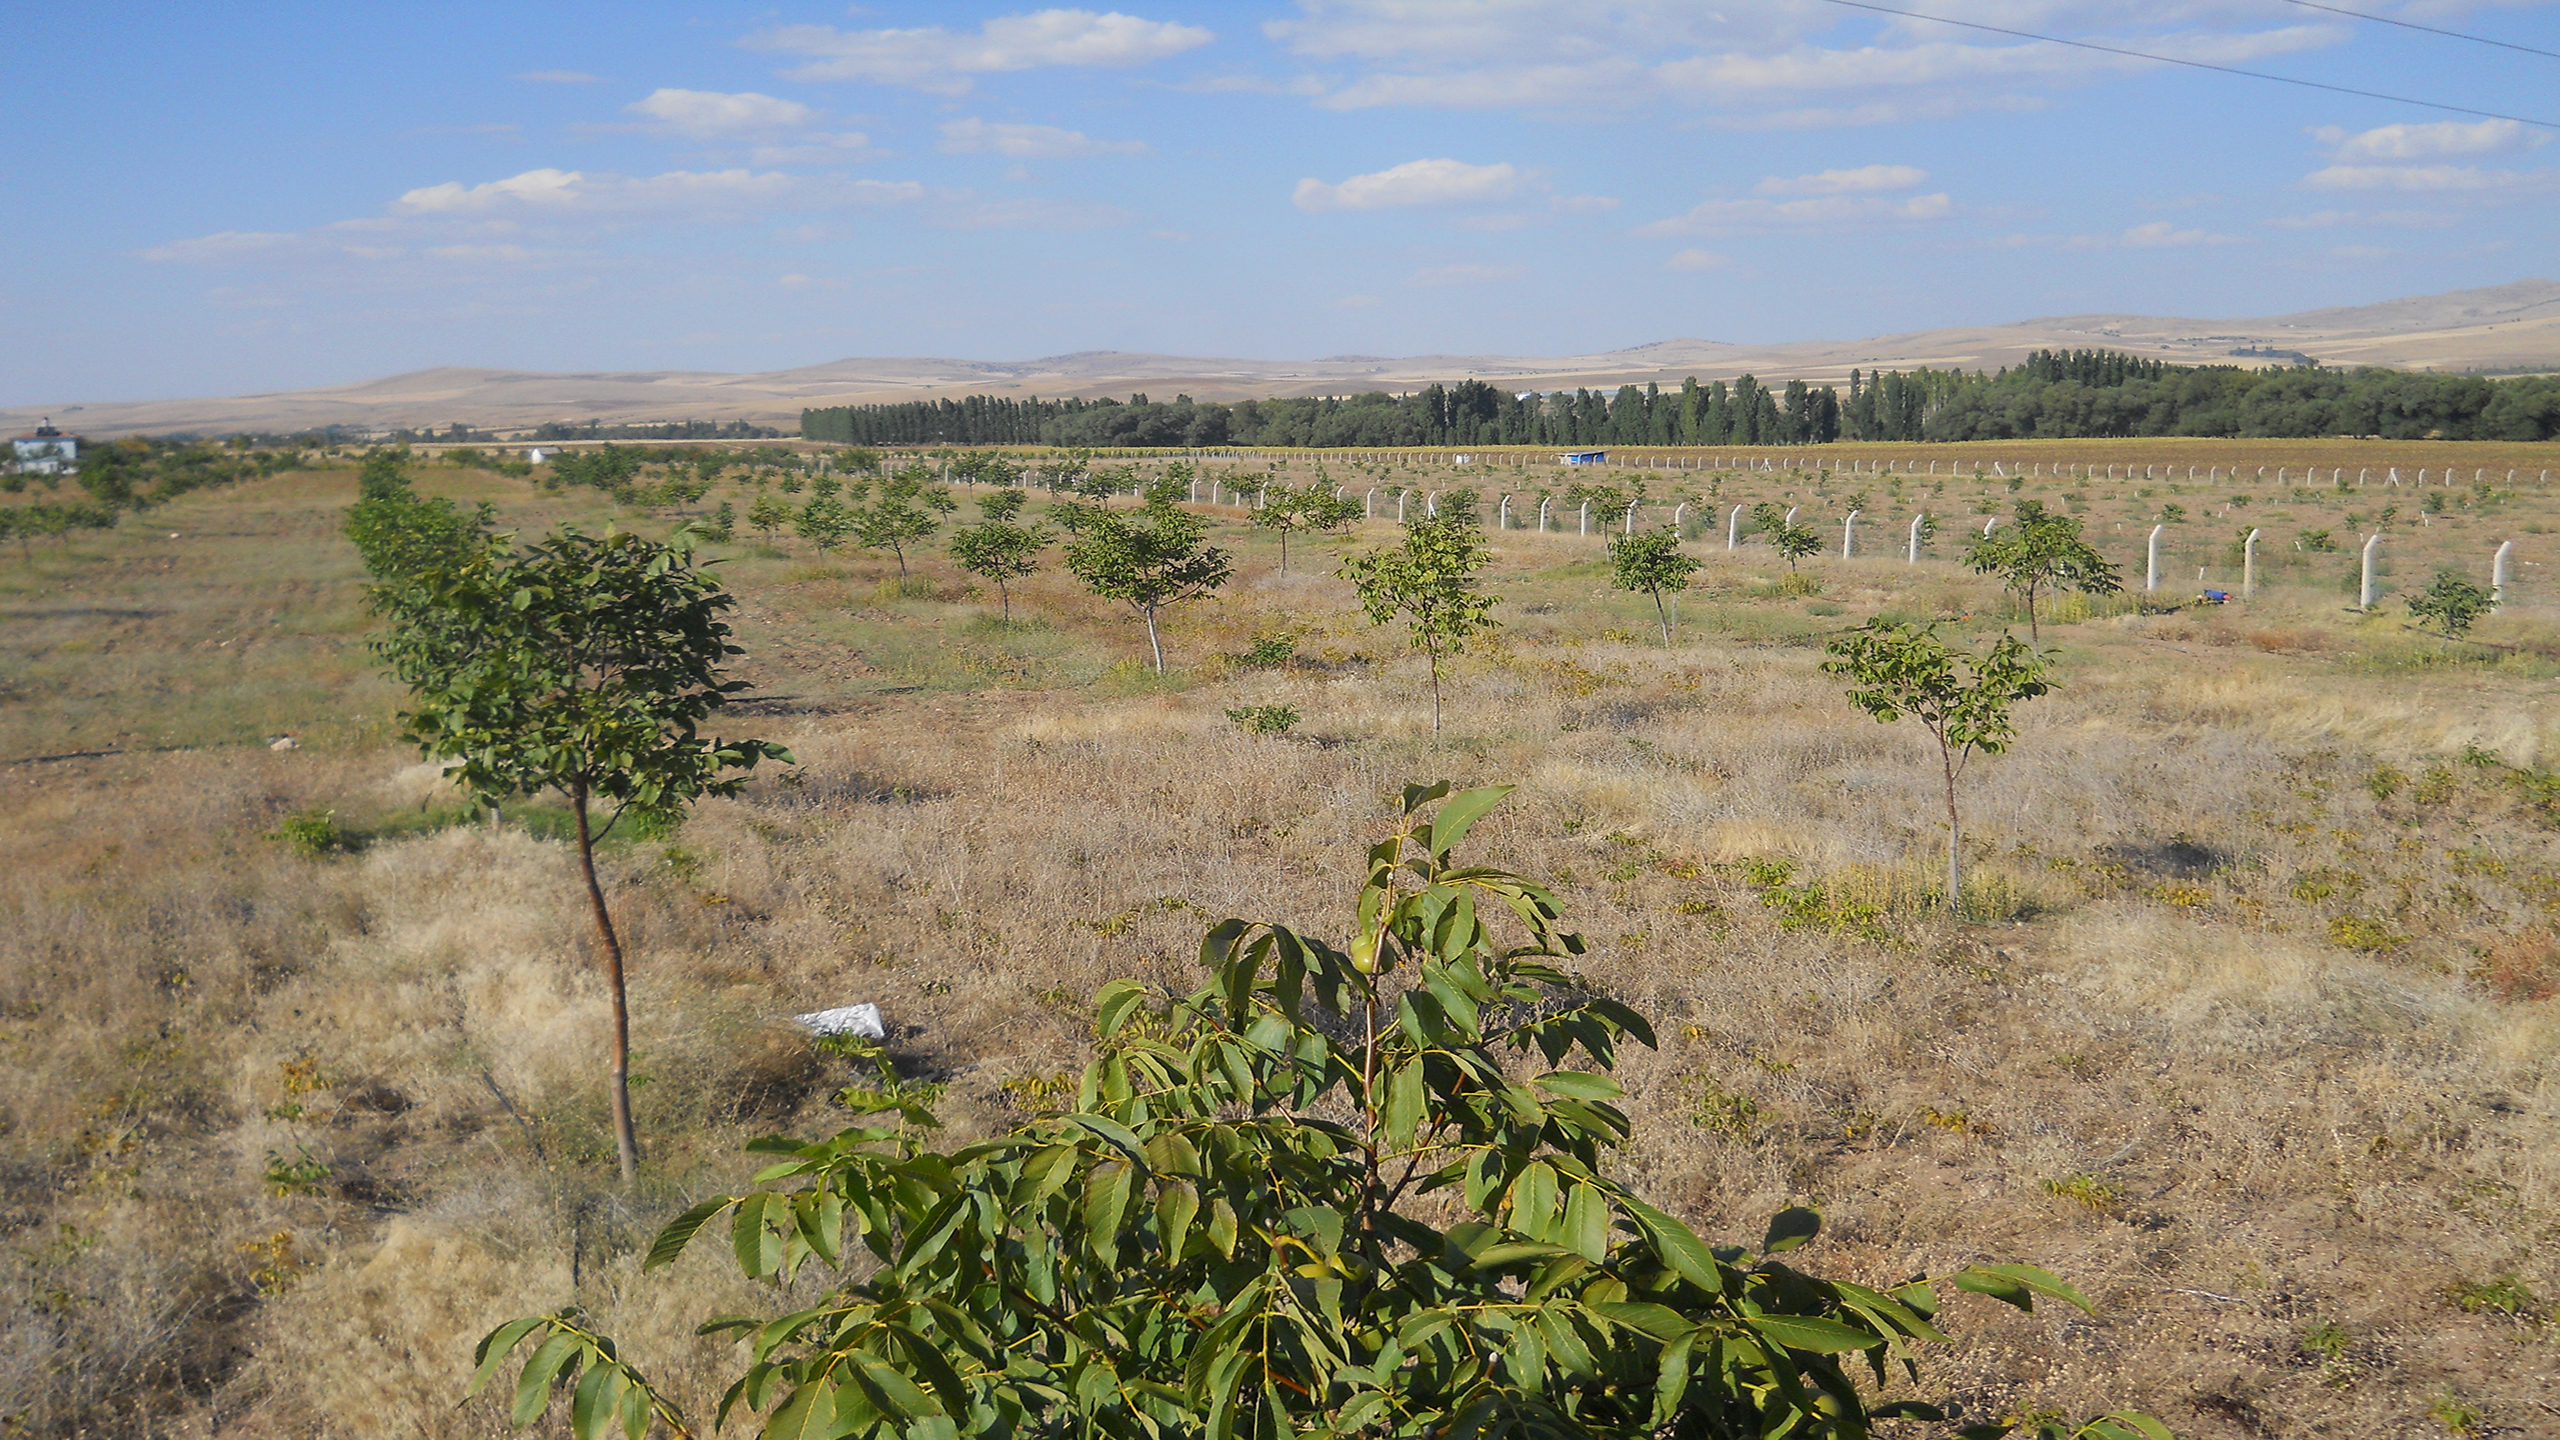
[1225,703,1301,735]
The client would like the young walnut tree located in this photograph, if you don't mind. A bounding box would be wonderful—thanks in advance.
[1609,529,1700,646]
[948,487,1049,624]
[746,492,793,542]
[1965,501,2122,648]
[356,503,790,1184]
[2407,571,2493,639]
[1253,479,1364,573]
[1060,486,1232,673]
[1822,621,2053,915]
[1341,515,1497,734]
[1749,502,1822,573]
[795,496,858,556]
[854,469,954,582]
[469,785,2169,1440]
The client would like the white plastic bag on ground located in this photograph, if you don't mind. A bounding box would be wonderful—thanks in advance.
[792,1003,884,1039]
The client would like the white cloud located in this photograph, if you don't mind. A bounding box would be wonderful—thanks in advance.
[1664,248,1730,271]
[428,243,535,262]
[2312,118,2539,162]
[514,69,601,84]
[746,9,1214,93]
[395,167,588,213]
[1551,193,1618,213]
[2058,221,2239,250]
[616,89,879,162]
[2118,220,2237,247]
[2297,119,2556,202]
[2265,207,2461,230]
[148,157,963,284]
[1662,24,2334,95]
[1294,158,1519,212]
[1260,1,2346,126]
[1410,262,1526,286]
[747,134,881,165]
[392,167,924,217]
[1269,2,1781,64]
[2304,163,2558,194]
[938,117,1146,158]
[1315,60,1644,112]
[1637,190,1951,235]
[628,88,815,136]
[1754,164,1925,196]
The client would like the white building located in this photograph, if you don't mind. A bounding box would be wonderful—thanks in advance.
[12,420,77,475]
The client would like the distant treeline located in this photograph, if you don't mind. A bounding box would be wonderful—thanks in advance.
[531,418,786,442]
[802,350,2560,449]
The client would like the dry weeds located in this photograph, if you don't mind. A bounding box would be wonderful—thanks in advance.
[2,457,2556,1438]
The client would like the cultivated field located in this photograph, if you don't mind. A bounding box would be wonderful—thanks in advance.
[4,446,2557,1439]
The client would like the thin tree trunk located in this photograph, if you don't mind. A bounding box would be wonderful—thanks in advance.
[998,578,1011,624]
[571,782,639,1186]
[1939,740,1962,917]
[1145,607,1165,674]
[1425,632,1443,734]
[2026,580,2041,649]
[1653,587,1671,646]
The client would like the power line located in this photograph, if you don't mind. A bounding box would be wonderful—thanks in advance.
[1816,0,2560,130]
[2268,0,2560,63]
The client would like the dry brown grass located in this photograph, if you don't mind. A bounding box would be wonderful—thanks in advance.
[3,460,2557,1438]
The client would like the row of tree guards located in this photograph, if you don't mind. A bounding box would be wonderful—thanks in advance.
[1164,475,2521,612]
[1187,448,2549,486]
[1175,450,2554,489]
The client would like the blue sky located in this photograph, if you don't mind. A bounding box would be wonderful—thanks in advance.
[6,0,2557,403]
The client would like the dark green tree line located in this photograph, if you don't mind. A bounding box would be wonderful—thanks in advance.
[805,352,2560,449]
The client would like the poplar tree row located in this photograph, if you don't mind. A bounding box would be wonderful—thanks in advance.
[804,351,2560,449]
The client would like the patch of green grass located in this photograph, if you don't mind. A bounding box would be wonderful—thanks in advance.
[267,808,341,857]
[2428,1390,2482,1436]
[1231,632,1297,668]
[2040,1173,2120,1211]
[261,1146,333,1197]
[2447,1272,2542,1320]
[2327,914,2404,953]
[1225,703,1301,735]
[1687,1077,1760,1140]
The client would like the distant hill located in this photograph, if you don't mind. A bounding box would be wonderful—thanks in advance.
[12,280,2556,438]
